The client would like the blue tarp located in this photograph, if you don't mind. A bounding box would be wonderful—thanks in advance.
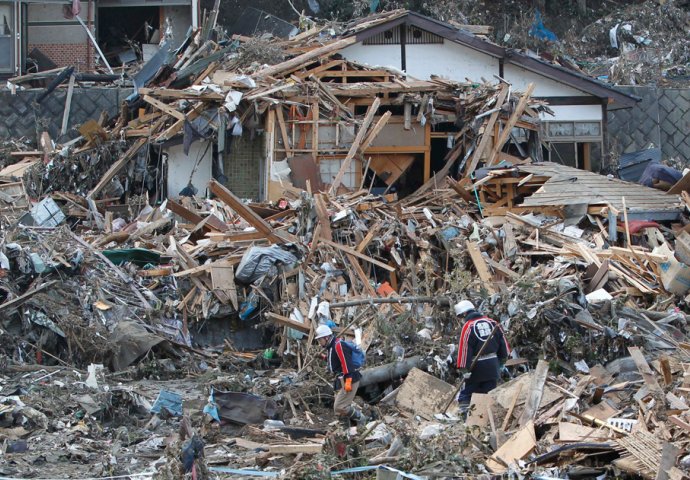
[529,10,558,42]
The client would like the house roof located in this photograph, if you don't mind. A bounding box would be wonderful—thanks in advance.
[344,10,637,109]
[516,162,681,221]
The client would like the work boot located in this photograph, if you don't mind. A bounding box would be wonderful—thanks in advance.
[349,407,368,427]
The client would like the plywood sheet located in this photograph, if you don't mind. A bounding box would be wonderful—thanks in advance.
[395,368,455,420]
[490,370,562,411]
[486,420,536,473]
[466,393,494,428]
[0,158,38,181]
[558,422,610,442]
[368,154,415,186]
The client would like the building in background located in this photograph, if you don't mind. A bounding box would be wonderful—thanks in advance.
[0,0,198,77]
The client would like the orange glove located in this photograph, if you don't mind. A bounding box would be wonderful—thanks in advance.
[344,377,353,392]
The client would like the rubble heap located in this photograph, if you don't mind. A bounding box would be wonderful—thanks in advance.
[1,9,690,480]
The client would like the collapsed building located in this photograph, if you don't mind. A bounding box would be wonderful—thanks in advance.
[0,7,690,480]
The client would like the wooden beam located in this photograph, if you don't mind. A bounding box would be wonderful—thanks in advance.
[60,74,76,136]
[209,180,288,244]
[360,111,392,152]
[268,443,323,455]
[320,238,395,272]
[167,198,228,232]
[88,138,147,198]
[265,312,310,334]
[464,84,509,176]
[518,359,549,428]
[142,95,186,122]
[0,280,58,313]
[275,106,292,157]
[313,193,332,241]
[466,240,496,293]
[253,37,356,79]
[328,97,380,195]
[486,83,535,167]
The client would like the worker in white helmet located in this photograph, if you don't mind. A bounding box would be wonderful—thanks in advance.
[453,300,510,406]
[314,324,367,428]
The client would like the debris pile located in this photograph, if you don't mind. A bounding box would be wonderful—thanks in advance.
[1,8,690,480]
[564,1,690,86]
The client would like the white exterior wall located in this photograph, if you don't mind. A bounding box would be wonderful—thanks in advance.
[340,44,402,71]
[545,105,602,122]
[503,63,588,97]
[405,40,499,82]
[166,141,212,199]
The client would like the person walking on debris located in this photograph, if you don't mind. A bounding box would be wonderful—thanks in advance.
[314,325,368,428]
[454,300,510,406]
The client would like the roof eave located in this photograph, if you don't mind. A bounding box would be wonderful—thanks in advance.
[505,53,638,108]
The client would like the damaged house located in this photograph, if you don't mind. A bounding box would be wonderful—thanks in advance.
[1,0,198,75]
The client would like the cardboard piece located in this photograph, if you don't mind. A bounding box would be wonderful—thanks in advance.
[654,243,690,295]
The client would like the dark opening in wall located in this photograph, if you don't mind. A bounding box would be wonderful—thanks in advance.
[97,6,160,66]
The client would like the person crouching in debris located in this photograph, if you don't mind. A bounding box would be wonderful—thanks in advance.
[453,300,510,406]
[314,325,368,429]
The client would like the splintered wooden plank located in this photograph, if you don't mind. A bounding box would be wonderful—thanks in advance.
[265,312,310,334]
[360,111,392,152]
[486,83,535,167]
[558,422,609,442]
[464,84,509,176]
[275,106,292,157]
[88,138,147,198]
[142,95,186,121]
[486,421,536,473]
[328,97,380,195]
[466,240,496,293]
[313,193,332,241]
[210,262,238,310]
[167,198,228,232]
[320,238,395,272]
[503,222,518,259]
[268,443,323,455]
[628,346,664,397]
[518,360,549,427]
[253,37,356,79]
[208,179,288,244]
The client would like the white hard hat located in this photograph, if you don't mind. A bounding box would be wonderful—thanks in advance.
[315,324,333,339]
[454,300,474,316]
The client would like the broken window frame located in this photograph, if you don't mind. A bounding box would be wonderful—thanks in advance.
[0,1,15,74]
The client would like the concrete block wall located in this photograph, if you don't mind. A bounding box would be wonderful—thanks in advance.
[608,86,690,164]
[0,87,122,141]
[223,134,263,200]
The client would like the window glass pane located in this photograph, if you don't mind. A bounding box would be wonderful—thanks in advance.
[0,4,13,71]
[548,122,574,137]
[574,122,601,137]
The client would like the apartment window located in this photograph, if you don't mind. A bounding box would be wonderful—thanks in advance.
[0,2,13,73]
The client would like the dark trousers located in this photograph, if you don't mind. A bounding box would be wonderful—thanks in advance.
[458,378,497,405]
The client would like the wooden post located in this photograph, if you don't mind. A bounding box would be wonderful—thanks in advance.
[60,74,76,136]
[424,122,431,182]
[582,142,591,171]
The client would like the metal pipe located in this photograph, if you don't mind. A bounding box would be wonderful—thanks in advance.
[75,14,113,74]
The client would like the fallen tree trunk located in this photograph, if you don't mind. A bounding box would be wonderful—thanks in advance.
[359,356,425,388]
